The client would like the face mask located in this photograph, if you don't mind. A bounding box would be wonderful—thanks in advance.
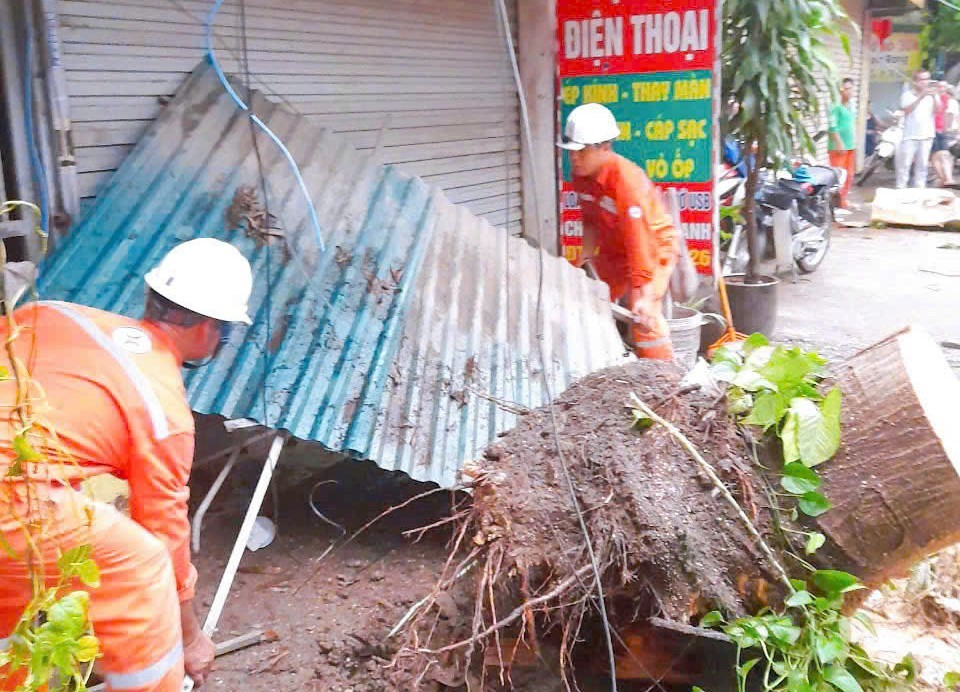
[184,321,234,370]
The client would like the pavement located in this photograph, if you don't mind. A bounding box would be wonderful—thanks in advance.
[772,173,960,372]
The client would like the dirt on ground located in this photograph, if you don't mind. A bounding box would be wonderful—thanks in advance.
[186,356,960,691]
[188,359,771,691]
[191,456,620,691]
[189,456,461,691]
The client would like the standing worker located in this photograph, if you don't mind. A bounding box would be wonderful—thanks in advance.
[0,238,254,691]
[559,103,679,360]
[828,77,857,210]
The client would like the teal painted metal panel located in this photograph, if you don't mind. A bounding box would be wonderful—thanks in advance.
[39,64,626,487]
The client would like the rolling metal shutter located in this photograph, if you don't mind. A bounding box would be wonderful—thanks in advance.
[815,0,866,163]
[58,0,522,231]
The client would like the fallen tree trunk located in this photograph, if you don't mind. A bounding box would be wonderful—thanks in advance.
[814,326,960,588]
[393,327,960,686]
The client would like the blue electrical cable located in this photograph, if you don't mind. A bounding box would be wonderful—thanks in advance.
[23,9,50,236]
[203,0,325,254]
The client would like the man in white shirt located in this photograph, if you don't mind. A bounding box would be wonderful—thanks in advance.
[897,70,936,189]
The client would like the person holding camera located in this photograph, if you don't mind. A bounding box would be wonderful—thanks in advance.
[896,70,936,189]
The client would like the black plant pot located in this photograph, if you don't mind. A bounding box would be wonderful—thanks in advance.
[725,274,779,338]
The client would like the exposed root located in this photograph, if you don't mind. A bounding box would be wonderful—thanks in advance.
[414,564,594,656]
[390,360,781,688]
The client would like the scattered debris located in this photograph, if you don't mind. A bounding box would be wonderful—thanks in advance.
[226,184,285,246]
[334,245,352,267]
[871,187,960,227]
[251,647,290,675]
[246,516,277,552]
[238,565,284,576]
[855,549,960,690]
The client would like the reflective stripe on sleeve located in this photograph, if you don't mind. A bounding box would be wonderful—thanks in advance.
[632,336,672,349]
[103,640,183,690]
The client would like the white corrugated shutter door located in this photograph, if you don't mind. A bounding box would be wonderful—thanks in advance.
[814,0,865,163]
[59,0,522,231]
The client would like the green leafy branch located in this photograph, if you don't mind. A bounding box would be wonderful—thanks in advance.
[720,204,745,225]
[701,569,915,692]
[711,333,841,554]
[693,334,915,691]
[0,546,101,691]
[720,204,744,248]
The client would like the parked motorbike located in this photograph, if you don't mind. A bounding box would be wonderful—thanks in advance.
[856,111,903,186]
[722,164,839,276]
[717,163,746,206]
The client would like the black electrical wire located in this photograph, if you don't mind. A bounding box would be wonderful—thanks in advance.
[491,1,619,689]
[237,0,283,525]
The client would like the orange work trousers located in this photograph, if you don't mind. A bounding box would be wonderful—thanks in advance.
[0,486,184,691]
[828,149,855,209]
[607,278,674,361]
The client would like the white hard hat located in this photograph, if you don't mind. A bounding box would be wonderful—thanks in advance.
[145,238,253,324]
[557,103,621,151]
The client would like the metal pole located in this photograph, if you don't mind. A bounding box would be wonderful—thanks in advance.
[182,433,286,691]
[191,447,242,554]
[203,433,285,634]
[39,0,79,219]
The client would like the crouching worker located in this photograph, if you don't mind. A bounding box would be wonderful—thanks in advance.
[0,239,254,691]
[559,103,679,360]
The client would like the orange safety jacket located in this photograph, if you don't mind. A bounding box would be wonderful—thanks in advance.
[0,301,198,603]
[573,154,678,299]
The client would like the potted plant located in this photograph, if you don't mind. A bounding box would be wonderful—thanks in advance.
[721,0,849,336]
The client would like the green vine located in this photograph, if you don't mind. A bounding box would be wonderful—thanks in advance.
[694,334,914,692]
[0,201,101,691]
[701,576,915,692]
[0,546,102,690]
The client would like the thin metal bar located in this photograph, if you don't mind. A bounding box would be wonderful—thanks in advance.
[191,447,242,554]
[183,433,286,691]
[203,434,285,634]
[39,0,80,218]
[0,0,36,210]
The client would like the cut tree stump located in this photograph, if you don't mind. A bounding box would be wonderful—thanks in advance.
[394,327,960,687]
[814,326,960,588]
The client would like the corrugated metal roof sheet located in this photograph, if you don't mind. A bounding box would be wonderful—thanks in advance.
[39,62,627,488]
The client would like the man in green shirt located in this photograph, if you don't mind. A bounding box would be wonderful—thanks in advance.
[828,77,857,209]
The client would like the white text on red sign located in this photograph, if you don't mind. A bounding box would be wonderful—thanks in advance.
[563,11,710,60]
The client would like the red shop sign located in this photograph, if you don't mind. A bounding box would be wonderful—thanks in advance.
[558,0,717,77]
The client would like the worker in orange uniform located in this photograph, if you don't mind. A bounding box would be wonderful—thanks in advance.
[0,238,254,691]
[558,103,679,360]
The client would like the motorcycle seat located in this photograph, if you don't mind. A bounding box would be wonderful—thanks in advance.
[803,165,839,188]
[758,181,803,210]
